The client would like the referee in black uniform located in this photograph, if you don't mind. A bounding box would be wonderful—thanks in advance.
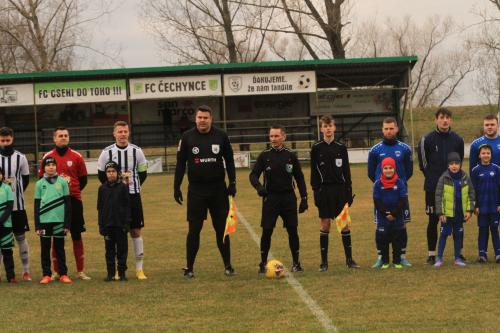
[311,115,359,271]
[174,105,237,278]
[250,125,308,273]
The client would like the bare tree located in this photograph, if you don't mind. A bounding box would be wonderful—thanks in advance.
[141,0,277,64]
[351,15,475,107]
[469,0,500,110]
[0,0,118,73]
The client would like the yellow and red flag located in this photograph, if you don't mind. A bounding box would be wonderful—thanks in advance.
[335,203,351,233]
[223,196,237,243]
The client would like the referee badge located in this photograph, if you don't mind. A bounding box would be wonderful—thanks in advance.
[335,158,342,167]
[212,144,220,154]
[286,163,293,173]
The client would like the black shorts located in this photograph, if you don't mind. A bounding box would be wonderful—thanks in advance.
[261,192,298,229]
[12,210,29,234]
[425,191,436,216]
[39,223,66,238]
[0,225,14,249]
[313,184,346,219]
[130,194,144,229]
[70,197,86,234]
[187,186,229,226]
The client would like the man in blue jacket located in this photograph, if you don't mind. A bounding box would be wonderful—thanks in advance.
[368,117,413,267]
[469,115,500,173]
[417,108,464,264]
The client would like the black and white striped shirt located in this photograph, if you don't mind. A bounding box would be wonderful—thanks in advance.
[0,150,29,211]
[97,143,147,194]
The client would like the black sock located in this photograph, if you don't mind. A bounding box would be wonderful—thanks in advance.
[341,230,352,260]
[320,231,329,264]
[427,215,439,252]
[186,221,203,270]
[260,228,274,264]
[215,228,231,267]
[287,226,300,264]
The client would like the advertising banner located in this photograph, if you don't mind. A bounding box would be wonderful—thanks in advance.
[0,84,34,107]
[130,75,222,100]
[224,71,316,96]
[310,89,394,115]
[35,80,127,105]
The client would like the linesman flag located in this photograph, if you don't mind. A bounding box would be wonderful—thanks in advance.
[335,203,351,233]
[223,196,237,243]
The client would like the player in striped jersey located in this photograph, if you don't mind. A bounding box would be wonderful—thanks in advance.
[38,127,91,280]
[0,127,31,281]
[97,121,148,280]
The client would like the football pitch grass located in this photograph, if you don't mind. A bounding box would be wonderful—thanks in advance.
[1,164,500,333]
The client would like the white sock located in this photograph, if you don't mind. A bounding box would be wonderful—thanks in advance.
[15,234,30,273]
[132,237,144,271]
[377,255,382,260]
[429,251,436,256]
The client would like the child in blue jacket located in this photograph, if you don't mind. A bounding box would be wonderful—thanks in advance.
[373,157,408,269]
[470,144,500,263]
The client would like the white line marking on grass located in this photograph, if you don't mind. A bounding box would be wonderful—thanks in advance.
[236,209,338,333]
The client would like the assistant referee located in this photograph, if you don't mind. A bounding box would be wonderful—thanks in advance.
[174,105,237,278]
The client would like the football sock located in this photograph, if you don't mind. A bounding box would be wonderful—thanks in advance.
[286,226,300,263]
[132,237,144,271]
[73,239,85,272]
[478,226,489,257]
[186,221,202,270]
[2,249,15,280]
[215,226,231,267]
[453,225,463,260]
[427,215,439,252]
[320,231,329,264]
[51,247,59,274]
[401,228,408,257]
[341,230,352,260]
[437,234,447,259]
[490,224,500,256]
[15,234,30,274]
[260,228,274,263]
[375,229,382,259]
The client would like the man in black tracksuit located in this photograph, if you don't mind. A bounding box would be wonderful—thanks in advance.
[174,105,237,278]
[311,115,359,271]
[250,125,308,273]
[97,161,130,281]
[417,108,464,264]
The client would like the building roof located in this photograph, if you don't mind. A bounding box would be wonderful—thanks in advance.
[0,56,417,89]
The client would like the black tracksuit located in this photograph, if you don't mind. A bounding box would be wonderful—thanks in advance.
[417,128,464,253]
[174,126,236,271]
[97,180,131,276]
[249,146,307,265]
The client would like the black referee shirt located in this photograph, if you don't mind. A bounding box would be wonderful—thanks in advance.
[249,146,307,198]
[310,140,352,190]
[174,126,236,191]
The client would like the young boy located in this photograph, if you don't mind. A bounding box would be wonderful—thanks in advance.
[97,161,131,281]
[373,157,408,269]
[35,157,72,284]
[434,152,475,267]
[0,166,15,282]
[470,144,500,263]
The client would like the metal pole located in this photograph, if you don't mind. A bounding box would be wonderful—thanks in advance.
[34,104,39,168]
[316,115,320,141]
[408,66,415,156]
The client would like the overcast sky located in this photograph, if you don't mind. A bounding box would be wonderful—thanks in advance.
[91,0,489,105]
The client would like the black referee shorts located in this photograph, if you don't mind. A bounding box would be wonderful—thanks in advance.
[425,191,436,216]
[313,184,346,219]
[12,210,29,234]
[261,192,298,229]
[187,185,229,227]
[70,197,86,234]
[130,194,145,229]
